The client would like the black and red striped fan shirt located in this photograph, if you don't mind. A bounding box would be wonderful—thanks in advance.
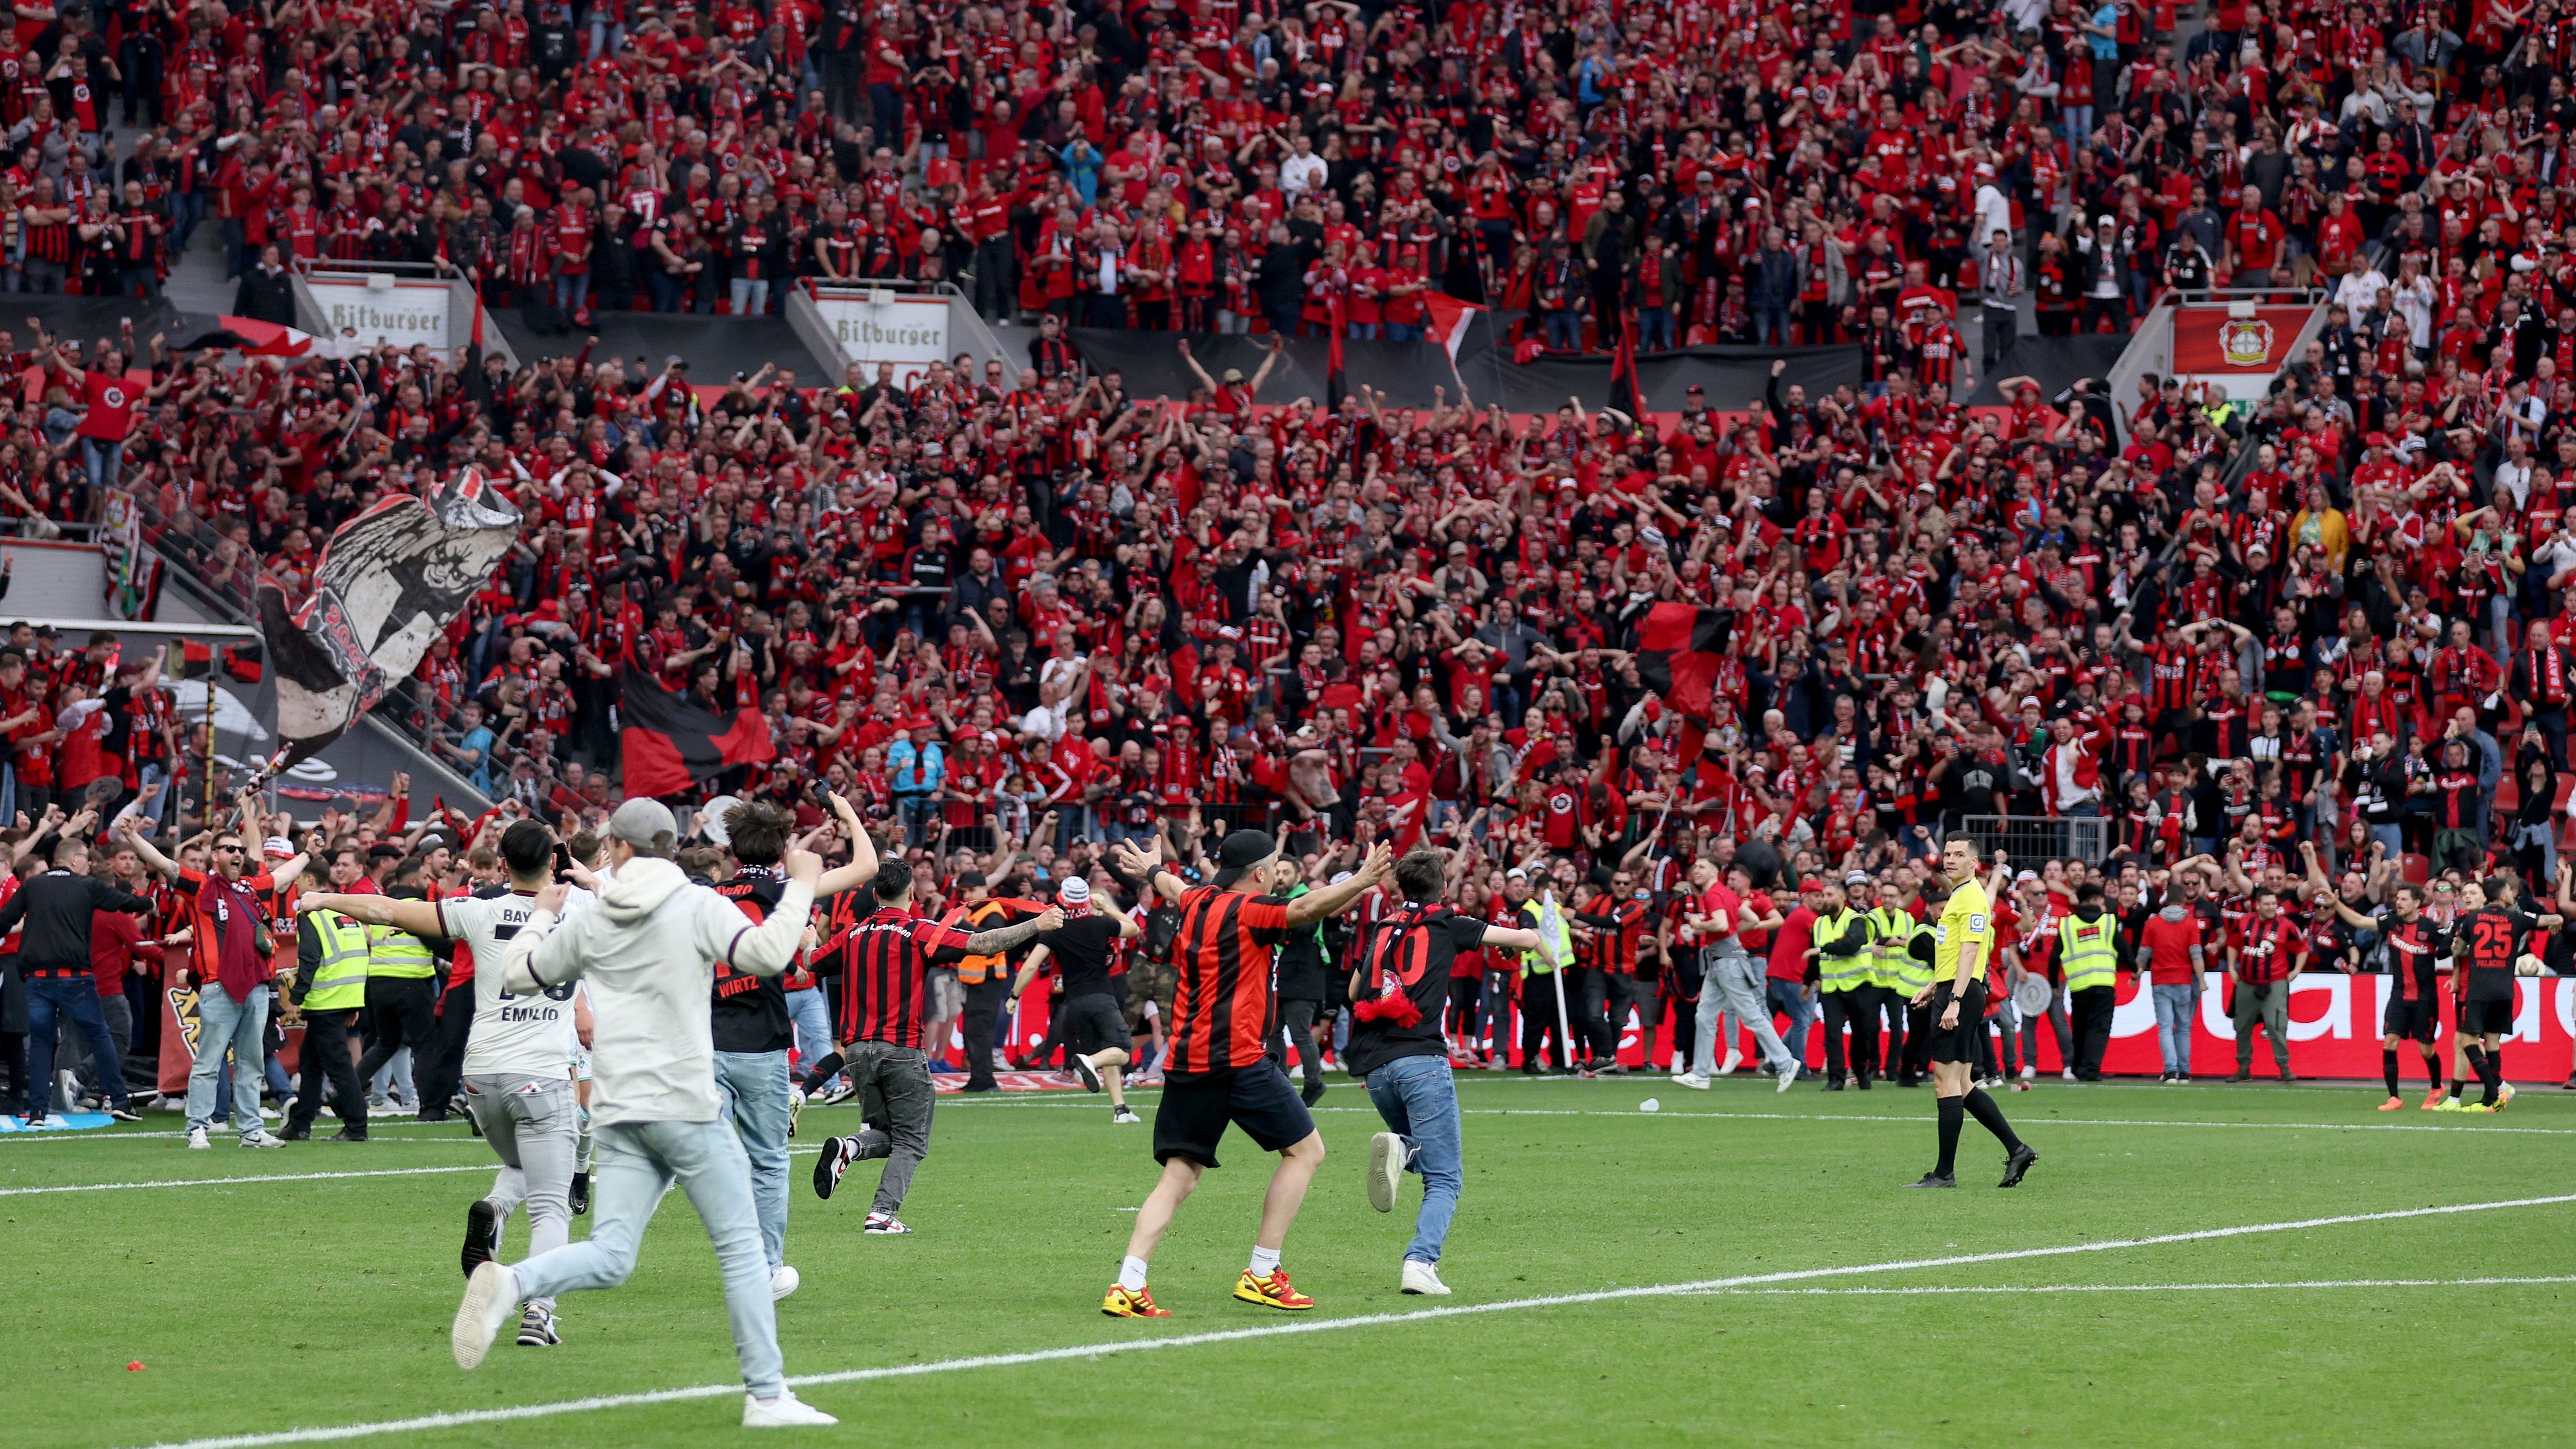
[831,907,977,1050]
[1167,886,1293,1074]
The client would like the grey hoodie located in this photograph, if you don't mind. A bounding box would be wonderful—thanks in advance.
[502,856,814,1128]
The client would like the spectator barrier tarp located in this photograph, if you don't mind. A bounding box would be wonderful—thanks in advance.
[1962,334,2134,406]
[8,295,216,353]
[491,307,838,384]
[1066,324,1861,415]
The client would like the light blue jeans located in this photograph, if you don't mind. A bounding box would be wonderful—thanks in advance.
[713,1050,793,1268]
[2152,983,2197,1075]
[509,1118,785,1396]
[1365,1054,1463,1265]
[185,982,270,1138]
[783,988,835,1081]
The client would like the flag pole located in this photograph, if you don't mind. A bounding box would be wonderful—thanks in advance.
[1540,887,1574,1071]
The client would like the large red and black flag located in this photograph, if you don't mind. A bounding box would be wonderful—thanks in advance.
[1637,602,1731,772]
[618,666,777,799]
[1326,280,1349,409]
[1607,307,1644,421]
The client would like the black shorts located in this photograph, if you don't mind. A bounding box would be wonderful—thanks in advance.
[2460,998,2515,1036]
[1926,984,1988,1066]
[2381,995,2437,1043]
[1057,992,1127,1058]
[1151,1059,1315,1169]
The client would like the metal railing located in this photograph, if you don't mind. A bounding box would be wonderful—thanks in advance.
[1953,814,2111,865]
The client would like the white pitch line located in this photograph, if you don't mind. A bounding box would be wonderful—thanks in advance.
[4,1149,824,1198]
[1714,1275,2576,1296]
[121,1192,2576,1449]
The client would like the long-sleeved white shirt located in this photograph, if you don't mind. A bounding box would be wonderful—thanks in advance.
[502,857,811,1127]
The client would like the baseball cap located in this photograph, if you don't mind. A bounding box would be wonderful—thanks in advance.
[608,797,679,857]
[1843,871,1872,887]
[1212,829,1278,887]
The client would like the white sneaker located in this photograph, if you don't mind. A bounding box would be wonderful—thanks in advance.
[257,1105,279,1121]
[452,1261,522,1370]
[770,1264,801,1301]
[240,1131,286,1149]
[2019,1066,2036,1082]
[1399,1259,1451,1295]
[743,1390,837,1428]
[185,1126,210,1150]
[1775,1060,1799,1093]
[1366,1132,1403,1214]
[1718,1049,1742,1077]
[2060,1069,2076,1082]
[1673,1072,1711,1091]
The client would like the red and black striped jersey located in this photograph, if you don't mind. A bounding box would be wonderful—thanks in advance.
[1167,886,1292,1074]
[830,907,977,1050]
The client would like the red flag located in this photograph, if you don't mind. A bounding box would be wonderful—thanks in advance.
[1607,309,1643,420]
[1421,292,1484,363]
[618,667,776,799]
[1327,280,1348,409]
[1636,603,1727,719]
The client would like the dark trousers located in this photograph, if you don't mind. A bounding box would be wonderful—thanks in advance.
[353,976,438,1088]
[1902,998,1936,1081]
[1519,972,1570,1070]
[24,975,127,1113]
[1819,987,1882,1082]
[1567,965,1620,1064]
[1446,975,1485,1053]
[2070,984,2117,1080]
[1277,997,1327,1101]
[848,1039,935,1214]
[412,979,476,1117]
[285,1008,368,1135]
[960,977,1010,1090]
[1605,972,1657,1067]
[1665,961,1704,1071]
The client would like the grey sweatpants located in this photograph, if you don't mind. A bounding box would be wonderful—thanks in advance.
[848,1038,936,1215]
[1692,948,1791,1076]
[463,1073,580,1310]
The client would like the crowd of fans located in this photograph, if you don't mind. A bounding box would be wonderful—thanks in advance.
[0,0,2574,1111]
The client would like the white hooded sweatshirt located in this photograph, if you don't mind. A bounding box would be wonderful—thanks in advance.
[502,856,812,1128]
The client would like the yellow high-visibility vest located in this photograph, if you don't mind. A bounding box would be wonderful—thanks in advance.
[2058,912,2120,992]
[367,921,437,980]
[1814,908,1873,992]
[1866,906,1920,992]
[304,913,370,1012]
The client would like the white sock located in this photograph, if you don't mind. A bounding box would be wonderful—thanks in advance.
[1247,1244,1281,1278]
[1118,1255,1150,1292]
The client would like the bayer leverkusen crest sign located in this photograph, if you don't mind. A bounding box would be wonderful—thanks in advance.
[2173,306,2307,373]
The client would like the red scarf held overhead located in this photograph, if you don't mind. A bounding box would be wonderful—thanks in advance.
[2533,645,2567,707]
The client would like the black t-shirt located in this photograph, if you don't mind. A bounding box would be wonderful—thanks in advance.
[2455,906,2538,1003]
[1342,903,1488,1078]
[1045,912,1123,999]
[710,868,795,1053]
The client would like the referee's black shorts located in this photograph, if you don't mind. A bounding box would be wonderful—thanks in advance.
[1926,983,1989,1065]
[1152,1059,1315,1169]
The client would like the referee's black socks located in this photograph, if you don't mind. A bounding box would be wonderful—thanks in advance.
[1935,1097,1964,1176]
[1962,1088,2024,1153]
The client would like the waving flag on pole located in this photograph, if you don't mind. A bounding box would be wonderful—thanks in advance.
[1421,292,1485,363]
[1326,281,1349,409]
[1607,309,1645,422]
[256,466,521,772]
[178,316,361,360]
[618,667,777,799]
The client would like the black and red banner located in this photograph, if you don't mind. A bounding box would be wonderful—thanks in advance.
[618,667,776,800]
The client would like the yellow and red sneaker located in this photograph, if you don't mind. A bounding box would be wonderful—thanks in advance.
[1101,1284,1170,1319]
[1233,1269,1315,1311]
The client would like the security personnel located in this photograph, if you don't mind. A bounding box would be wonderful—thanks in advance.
[354,873,442,1115]
[2057,881,2122,1081]
[1811,872,1879,1090]
[1869,877,1930,1086]
[282,852,371,1140]
[945,872,1022,1094]
[1513,874,1575,1074]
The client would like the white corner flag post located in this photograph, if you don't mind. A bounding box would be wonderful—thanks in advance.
[1539,888,1574,1071]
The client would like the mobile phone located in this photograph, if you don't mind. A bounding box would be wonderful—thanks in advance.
[553,843,574,882]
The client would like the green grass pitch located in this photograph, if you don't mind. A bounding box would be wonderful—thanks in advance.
[7,1075,2572,1448]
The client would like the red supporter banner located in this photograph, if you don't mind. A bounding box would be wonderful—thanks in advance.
[2170,307,2310,374]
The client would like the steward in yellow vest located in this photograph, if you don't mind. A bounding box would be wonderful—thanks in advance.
[1812,874,1882,1089]
[283,895,371,1140]
[2059,882,2121,1082]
